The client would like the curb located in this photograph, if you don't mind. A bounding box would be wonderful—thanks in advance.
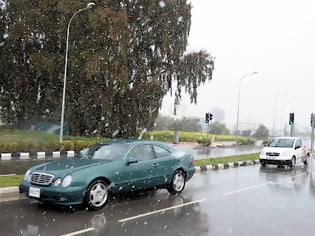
[0,151,76,161]
[194,159,260,173]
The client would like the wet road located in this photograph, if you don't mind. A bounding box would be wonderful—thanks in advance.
[1,162,315,236]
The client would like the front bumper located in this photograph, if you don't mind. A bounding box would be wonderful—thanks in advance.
[19,180,86,205]
[259,158,292,165]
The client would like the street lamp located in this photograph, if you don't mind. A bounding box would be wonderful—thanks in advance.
[59,2,96,142]
[235,72,258,136]
[272,90,287,136]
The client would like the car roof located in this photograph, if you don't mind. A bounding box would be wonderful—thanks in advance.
[99,139,170,146]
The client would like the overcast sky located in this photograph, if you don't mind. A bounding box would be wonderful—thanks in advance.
[160,0,315,132]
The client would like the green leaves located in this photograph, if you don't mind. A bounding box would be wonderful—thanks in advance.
[0,0,214,138]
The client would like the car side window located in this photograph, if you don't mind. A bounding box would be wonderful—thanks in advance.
[154,145,171,158]
[295,139,302,149]
[127,145,155,162]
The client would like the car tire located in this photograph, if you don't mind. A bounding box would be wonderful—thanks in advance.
[260,162,266,167]
[289,157,296,169]
[85,179,109,211]
[304,153,310,165]
[167,170,186,195]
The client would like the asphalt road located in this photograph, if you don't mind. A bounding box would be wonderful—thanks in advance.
[1,162,315,236]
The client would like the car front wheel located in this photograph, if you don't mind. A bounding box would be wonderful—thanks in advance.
[85,179,109,210]
[289,157,296,169]
[167,170,186,195]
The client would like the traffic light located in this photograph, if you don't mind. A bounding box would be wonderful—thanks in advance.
[311,113,315,127]
[205,113,213,123]
[289,113,294,125]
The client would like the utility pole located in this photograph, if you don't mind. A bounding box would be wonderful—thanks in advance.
[59,2,96,143]
[235,72,258,136]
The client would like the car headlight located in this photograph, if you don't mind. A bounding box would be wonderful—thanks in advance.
[62,175,72,188]
[24,169,31,181]
[54,178,62,187]
[281,151,291,156]
[260,150,266,156]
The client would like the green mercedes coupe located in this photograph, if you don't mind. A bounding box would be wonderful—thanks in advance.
[19,140,195,210]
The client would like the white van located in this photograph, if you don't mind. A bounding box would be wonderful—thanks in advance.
[259,137,309,168]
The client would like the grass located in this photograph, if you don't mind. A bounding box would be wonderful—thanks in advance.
[0,175,24,187]
[194,153,260,166]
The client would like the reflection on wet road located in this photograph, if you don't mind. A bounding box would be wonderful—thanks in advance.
[1,162,315,235]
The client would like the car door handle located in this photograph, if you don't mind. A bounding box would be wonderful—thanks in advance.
[153,163,159,167]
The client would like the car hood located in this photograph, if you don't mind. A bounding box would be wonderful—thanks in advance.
[32,158,109,174]
[263,147,293,153]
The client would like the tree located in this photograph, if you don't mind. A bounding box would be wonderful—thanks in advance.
[254,124,269,139]
[241,130,252,137]
[209,121,229,135]
[0,0,214,138]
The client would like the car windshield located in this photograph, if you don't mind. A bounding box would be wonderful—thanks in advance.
[79,143,130,161]
[267,139,295,148]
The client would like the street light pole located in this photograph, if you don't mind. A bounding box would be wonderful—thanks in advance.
[272,90,287,136]
[59,2,95,143]
[235,72,258,136]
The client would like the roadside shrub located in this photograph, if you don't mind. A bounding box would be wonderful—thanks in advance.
[143,130,253,144]
[236,138,255,146]
[0,140,102,153]
[197,138,211,147]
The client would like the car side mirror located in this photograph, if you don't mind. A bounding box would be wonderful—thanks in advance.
[126,156,138,165]
[295,146,300,150]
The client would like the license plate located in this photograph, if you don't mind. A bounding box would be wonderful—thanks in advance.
[29,187,40,198]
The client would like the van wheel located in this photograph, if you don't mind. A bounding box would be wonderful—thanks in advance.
[289,157,296,169]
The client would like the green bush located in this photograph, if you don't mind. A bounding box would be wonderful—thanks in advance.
[236,138,255,146]
[143,131,252,143]
[197,138,211,147]
[0,140,101,153]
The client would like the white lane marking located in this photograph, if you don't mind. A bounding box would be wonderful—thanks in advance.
[60,228,95,236]
[224,182,270,196]
[118,198,206,223]
[224,173,308,196]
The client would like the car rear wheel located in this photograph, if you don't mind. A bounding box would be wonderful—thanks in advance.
[167,170,186,195]
[85,179,109,210]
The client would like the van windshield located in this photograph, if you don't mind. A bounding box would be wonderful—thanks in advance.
[267,139,295,148]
